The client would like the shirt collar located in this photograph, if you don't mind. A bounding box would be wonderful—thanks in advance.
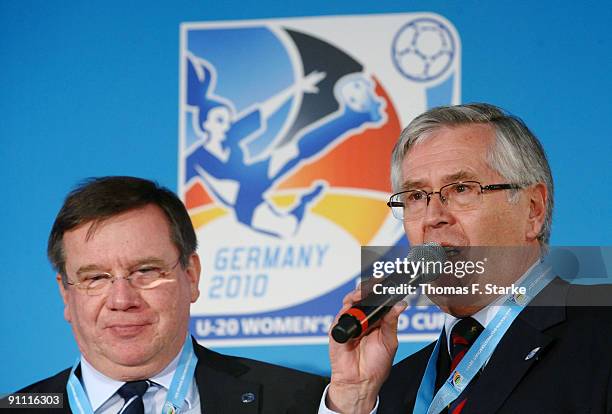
[80,346,194,411]
[147,351,196,411]
[443,259,540,353]
[80,357,124,411]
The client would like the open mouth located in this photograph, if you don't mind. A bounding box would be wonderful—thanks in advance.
[443,247,461,257]
[425,241,462,257]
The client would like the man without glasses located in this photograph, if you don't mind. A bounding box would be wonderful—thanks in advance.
[9,176,327,413]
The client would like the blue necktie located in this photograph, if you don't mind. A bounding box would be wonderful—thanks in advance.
[117,380,150,414]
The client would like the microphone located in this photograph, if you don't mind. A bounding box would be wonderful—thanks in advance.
[331,242,446,343]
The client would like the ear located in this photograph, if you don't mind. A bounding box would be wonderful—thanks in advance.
[525,183,547,242]
[186,253,201,303]
[57,274,72,323]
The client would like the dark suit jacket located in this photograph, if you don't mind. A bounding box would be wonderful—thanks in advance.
[6,339,328,413]
[379,279,612,413]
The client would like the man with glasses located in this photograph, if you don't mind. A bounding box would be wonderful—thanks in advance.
[320,103,612,413]
[10,176,327,413]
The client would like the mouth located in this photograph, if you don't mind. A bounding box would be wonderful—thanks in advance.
[443,247,461,257]
[424,241,464,258]
[106,323,151,338]
[430,240,463,247]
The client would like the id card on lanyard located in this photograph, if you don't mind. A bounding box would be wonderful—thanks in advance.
[413,262,553,414]
[67,333,198,414]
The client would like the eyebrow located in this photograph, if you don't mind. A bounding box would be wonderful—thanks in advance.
[75,257,168,275]
[400,170,479,191]
[442,170,479,183]
[400,179,427,192]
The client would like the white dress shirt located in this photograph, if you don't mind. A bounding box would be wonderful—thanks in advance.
[80,351,201,413]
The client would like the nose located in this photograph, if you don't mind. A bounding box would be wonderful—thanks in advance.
[105,277,142,311]
[422,192,452,229]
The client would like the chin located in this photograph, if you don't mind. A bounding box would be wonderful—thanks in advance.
[106,345,158,367]
[100,334,161,366]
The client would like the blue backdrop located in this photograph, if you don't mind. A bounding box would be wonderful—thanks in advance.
[1,0,611,393]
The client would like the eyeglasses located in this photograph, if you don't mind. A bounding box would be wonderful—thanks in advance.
[66,257,182,296]
[387,181,523,220]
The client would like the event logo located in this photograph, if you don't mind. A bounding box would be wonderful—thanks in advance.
[392,17,456,82]
[179,14,461,345]
[512,291,527,306]
[452,371,463,388]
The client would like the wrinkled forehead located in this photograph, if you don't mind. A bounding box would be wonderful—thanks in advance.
[401,124,499,187]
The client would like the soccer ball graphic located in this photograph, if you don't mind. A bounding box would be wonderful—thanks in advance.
[392,17,456,82]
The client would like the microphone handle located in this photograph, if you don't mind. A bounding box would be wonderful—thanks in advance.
[331,242,446,344]
[331,288,408,344]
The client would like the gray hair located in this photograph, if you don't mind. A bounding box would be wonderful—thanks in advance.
[390,103,554,246]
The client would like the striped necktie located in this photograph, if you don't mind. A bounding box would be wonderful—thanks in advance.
[448,317,484,414]
[117,380,150,414]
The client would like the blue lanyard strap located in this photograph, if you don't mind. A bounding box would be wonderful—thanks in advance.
[164,335,198,413]
[413,262,553,414]
[67,361,93,414]
[67,333,198,414]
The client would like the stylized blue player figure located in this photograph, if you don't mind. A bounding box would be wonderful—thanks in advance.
[185,53,385,238]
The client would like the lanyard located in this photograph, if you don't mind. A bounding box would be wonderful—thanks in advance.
[67,334,198,414]
[413,262,553,414]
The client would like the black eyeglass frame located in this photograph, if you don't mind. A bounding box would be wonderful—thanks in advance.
[386,181,523,216]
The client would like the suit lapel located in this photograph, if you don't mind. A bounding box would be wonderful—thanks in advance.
[193,341,262,414]
[466,315,556,414]
[465,278,568,414]
[379,342,437,414]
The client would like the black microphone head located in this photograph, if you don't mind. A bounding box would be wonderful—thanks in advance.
[331,242,447,344]
[407,242,447,283]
